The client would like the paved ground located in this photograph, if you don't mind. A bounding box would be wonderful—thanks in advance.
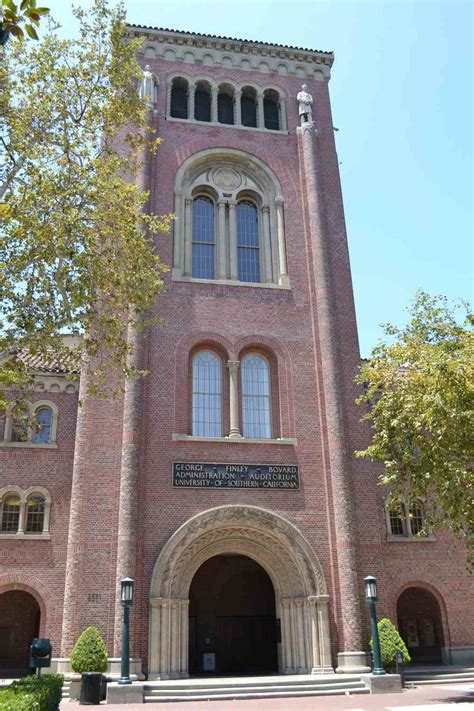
[61,682,474,709]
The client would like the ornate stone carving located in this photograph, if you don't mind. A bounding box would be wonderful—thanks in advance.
[297,84,313,125]
[212,167,242,190]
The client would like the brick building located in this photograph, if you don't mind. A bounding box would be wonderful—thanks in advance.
[0,26,472,681]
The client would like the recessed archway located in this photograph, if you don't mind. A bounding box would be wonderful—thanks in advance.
[149,505,333,679]
[189,554,278,675]
[397,586,445,663]
[0,590,40,676]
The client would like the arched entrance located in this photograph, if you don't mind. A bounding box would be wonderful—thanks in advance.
[397,587,444,663]
[189,554,278,675]
[0,590,40,676]
[149,505,332,680]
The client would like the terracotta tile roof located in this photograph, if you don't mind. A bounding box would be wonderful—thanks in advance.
[17,349,80,374]
[127,24,334,58]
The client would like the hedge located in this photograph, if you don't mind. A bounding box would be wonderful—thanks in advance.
[370,617,411,672]
[0,674,63,711]
[70,626,108,673]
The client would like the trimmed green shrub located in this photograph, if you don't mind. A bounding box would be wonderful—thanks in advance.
[0,674,63,711]
[370,617,411,672]
[70,626,108,673]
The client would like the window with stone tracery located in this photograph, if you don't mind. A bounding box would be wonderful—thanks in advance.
[0,487,51,536]
[192,351,222,437]
[241,354,272,439]
[173,151,289,289]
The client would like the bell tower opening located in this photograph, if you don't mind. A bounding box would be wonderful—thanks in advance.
[189,554,278,676]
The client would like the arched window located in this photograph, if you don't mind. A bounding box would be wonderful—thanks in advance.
[192,196,215,279]
[263,89,280,130]
[386,499,428,538]
[26,494,45,533]
[11,407,28,443]
[241,86,257,127]
[33,407,53,444]
[1,493,21,532]
[389,507,406,536]
[192,351,222,437]
[194,81,211,122]
[237,201,260,283]
[218,85,234,125]
[170,77,188,119]
[241,354,271,438]
[408,503,424,535]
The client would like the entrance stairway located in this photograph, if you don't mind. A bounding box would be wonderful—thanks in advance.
[403,665,474,686]
[143,674,369,702]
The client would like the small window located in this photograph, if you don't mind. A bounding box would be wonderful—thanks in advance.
[263,90,280,130]
[192,196,215,279]
[409,504,424,535]
[33,407,53,444]
[26,495,45,533]
[170,78,188,119]
[11,407,28,443]
[237,201,260,283]
[389,508,405,536]
[192,351,222,437]
[194,82,211,122]
[218,88,234,125]
[241,87,257,127]
[1,494,21,532]
[241,354,271,439]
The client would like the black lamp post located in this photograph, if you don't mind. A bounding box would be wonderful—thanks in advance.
[364,575,385,675]
[118,577,134,685]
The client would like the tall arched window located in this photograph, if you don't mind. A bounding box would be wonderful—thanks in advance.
[11,407,28,443]
[194,81,211,122]
[192,196,215,279]
[241,87,257,127]
[26,494,45,533]
[237,201,260,283]
[263,89,280,130]
[192,351,222,437]
[33,407,53,444]
[241,354,271,438]
[170,78,188,119]
[218,85,234,124]
[1,493,21,532]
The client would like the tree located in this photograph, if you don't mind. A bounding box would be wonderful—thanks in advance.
[370,618,410,672]
[0,0,171,404]
[1,1,49,42]
[356,291,474,564]
[70,626,108,673]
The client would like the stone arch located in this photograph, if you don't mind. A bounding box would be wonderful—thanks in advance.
[395,580,451,652]
[149,505,332,679]
[0,581,47,637]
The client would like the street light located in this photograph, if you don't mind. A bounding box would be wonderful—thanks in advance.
[118,577,134,685]
[364,575,385,675]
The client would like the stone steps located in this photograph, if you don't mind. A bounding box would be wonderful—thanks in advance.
[403,666,474,686]
[143,674,368,702]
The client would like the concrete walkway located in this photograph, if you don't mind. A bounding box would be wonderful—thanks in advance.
[61,681,474,709]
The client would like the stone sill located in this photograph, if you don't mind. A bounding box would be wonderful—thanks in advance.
[0,533,51,540]
[173,433,297,445]
[386,534,436,543]
[166,116,289,136]
[171,273,291,290]
[0,441,57,449]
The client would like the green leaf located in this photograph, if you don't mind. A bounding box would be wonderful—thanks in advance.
[24,22,38,38]
[20,0,30,12]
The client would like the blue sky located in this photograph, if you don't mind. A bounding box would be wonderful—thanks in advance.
[45,0,473,356]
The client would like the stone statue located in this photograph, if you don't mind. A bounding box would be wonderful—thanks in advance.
[297,84,313,125]
[139,64,159,108]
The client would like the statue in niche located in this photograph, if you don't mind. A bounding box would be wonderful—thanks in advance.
[297,84,313,125]
[139,64,159,108]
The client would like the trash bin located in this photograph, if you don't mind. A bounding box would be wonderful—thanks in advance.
[79,672,103,705]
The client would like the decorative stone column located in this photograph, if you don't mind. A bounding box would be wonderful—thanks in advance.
[172,189,183,278]
[217,200,227,279]
[227,360,242,438]
[184,197,193,276]
[211,86,219,123]
[166,81,172,117]
[275,196,288,285]
[257,92,265,128]
[228,200,238,280]
[316,595,333,670]
[261,205,273,283]
[180,600,189,678]
[294,598,306,672]
[17,499,27,535]
[298,121,369,674]
[234,90,242,126]
[280,598,294,673]
[279,97,288,131]
[187,83,195,121]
